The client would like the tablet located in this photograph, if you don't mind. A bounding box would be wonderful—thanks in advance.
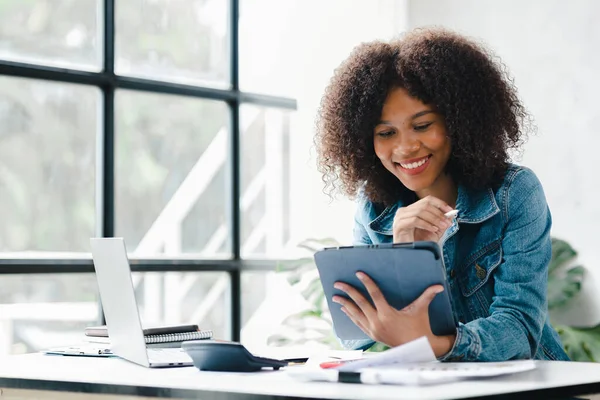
[314,241,456,341]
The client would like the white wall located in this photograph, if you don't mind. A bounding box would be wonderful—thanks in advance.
[284,0,408,246]
[408,0,600,326]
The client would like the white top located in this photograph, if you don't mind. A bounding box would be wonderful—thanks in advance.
[1,354,600,399]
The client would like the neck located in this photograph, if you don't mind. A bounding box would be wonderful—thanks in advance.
[416,172,458,208]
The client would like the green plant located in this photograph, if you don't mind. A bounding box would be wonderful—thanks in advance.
[267,238,341,349]
[270,237,600,361]
[268,238,390,352]
[548,238,600,361]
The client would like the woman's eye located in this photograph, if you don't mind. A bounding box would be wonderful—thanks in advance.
[414,122,433,132]
[377,131,394,137]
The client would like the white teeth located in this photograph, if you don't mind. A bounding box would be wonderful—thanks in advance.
[400,157,428,169]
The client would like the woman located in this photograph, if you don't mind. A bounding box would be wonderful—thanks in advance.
[315,27,569,361]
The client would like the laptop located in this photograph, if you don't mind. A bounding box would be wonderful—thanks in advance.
[90,237,193,368]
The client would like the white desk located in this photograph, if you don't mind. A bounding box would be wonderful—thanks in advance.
[0,354,599,400]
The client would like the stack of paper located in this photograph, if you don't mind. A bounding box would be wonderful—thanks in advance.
[287,337,537,386]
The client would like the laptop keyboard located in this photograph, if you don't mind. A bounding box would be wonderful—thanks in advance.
[148,348,192,364]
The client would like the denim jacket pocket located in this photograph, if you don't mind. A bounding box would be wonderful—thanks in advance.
[458,240,503,297]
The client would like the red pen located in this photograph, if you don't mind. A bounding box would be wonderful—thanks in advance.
[319,359,359,369]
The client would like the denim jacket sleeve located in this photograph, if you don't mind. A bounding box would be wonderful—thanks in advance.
[353,197,372,245]
[438,169,551,361]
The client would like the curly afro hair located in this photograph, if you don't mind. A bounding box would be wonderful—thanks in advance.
[315,27,531,206]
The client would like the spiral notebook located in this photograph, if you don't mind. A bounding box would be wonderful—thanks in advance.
[85,324,213,344]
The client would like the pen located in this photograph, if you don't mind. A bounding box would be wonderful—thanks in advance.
[319,359,361,369]
[444,209,459,219]
[320,361,347,369]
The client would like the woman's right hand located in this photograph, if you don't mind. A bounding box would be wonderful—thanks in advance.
[392,196,454,243]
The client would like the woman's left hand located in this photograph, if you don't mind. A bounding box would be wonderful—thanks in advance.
[332,272,456,357]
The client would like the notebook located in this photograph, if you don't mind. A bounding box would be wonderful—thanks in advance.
[84,324,212,344]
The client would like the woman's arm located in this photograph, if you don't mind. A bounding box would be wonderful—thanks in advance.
[438,169,551,361]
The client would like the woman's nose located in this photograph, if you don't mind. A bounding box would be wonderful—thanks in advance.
[393,135,420,156]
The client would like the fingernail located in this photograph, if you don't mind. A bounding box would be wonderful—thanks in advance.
[436,287,444,294]
[332,296,340,303]
[340,307,347,314]
[356,272,365,280]
[334,283,343,290]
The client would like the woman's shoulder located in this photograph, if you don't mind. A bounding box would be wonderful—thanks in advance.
[354,188,393,225]
[501,163,544,193]
[497,163,547,214]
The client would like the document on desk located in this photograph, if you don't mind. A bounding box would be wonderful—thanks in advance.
[42,345,116,358]
[287,336,537,385]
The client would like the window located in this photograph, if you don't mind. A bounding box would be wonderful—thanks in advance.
[0,0,296,355]
[0,0,102,70]
[0,77,98,253]
[115,91,230,258]
[1,0,404,355]
[115,0,229,87]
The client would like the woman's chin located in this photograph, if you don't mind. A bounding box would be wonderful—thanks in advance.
[397,176,432,193]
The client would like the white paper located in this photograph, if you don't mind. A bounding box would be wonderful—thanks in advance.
[361,359,537,385]
[287,336,435,383]
[287,337,537,386]
[337,336,436,372]
[304,349,364,367]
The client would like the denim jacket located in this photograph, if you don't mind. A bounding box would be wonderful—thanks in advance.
[344,164,570,361]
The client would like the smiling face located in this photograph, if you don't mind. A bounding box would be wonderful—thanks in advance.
[373,87,453,199]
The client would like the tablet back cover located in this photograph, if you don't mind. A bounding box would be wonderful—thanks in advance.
[314,242,456,341]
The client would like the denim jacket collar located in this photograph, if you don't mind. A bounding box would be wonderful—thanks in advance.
[368,185,500,235]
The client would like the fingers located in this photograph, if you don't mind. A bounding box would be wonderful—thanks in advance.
[393,196,454,238]
[396,214,441,234]
[333,282,377,320]
[419,195,453,213]
[399,208,451,233]
[340,306,368,333]
[333,296,365,321]
[405,285,444,312]
[356,271,390,312]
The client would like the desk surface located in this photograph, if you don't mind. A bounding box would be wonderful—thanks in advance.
[0,354,600,400]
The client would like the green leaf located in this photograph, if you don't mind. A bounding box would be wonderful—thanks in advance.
[301,278,325,303]
[547,265,584,310]
[365,342,390,353]
[312,289,327,311]
[555,324,600,362]
[550,238,577,274]
[297,309,323,319]
[285,262,319,286]
[276,257,314,272]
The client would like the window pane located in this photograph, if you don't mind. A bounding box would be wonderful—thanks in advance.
[116,0,229,87]
[241,271,274,350]
[0,271,229,355]
[239,0,296,97]
[241,270,333,352]
[0,77,98,254]
[240,106,293,258]
[115,90,229,258]
[0,0,101,70]
[133,272,230,341]
[0,274,99,355]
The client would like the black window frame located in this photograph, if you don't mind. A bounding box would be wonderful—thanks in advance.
[0,0,296,342]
